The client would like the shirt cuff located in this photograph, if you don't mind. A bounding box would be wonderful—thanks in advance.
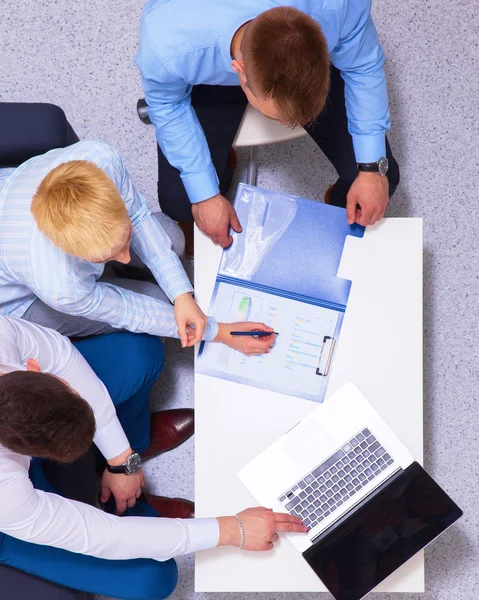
[203,317,218,342]
[94,416,130,461]
[153,252,194,302]
[182,164,220,204]
[352,134,387,164]
[183,518,220,553]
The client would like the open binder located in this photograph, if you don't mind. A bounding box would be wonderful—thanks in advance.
[196,184,364,402]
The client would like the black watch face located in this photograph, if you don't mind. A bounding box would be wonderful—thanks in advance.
[126,453,142,474]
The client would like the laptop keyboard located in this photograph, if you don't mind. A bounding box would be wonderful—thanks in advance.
[278,428,394,530]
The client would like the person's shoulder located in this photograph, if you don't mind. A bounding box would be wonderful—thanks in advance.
[61,141,124,176]
[16,317,76,375]
[0,447,33,518]
[65,140,119,162]
[0,445,30,477]
[339,0,372,18]
[0,316,20,369]
[0,315,13,334]
[139,0,222,62]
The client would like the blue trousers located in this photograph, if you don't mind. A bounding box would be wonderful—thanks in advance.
[0,332,178,600]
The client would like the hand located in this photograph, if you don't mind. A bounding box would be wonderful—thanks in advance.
[191,193,242,247]
[346,172,389,226]
[214,322,277,355]
[217,507,307,551]
[101,448,145,516]
[174,292,208,347]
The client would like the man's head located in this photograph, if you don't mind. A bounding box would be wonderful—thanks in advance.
[31,160,132,263]
[232,7,330,127]
[0,361,95,462]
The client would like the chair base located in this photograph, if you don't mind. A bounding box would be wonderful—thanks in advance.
[246,146,258,186]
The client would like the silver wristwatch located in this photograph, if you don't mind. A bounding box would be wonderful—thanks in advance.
[357,157,389,176]
[106,451,142,475]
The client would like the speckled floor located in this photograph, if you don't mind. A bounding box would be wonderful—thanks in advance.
[1,1,478,599]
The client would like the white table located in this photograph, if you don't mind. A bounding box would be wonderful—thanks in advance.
[195,217,424,593]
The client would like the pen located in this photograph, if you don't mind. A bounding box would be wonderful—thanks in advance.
[229,330,279,337]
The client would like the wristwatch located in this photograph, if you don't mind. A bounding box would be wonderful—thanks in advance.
[358,157,389,176]
[106,451,142,475]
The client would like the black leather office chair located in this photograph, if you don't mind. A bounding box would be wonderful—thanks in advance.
[0,102,79,168]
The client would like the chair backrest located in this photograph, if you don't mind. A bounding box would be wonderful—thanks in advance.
[0,103,79,167]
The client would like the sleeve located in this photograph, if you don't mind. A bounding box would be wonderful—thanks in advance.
[106,148,193,303]
[330,0,390,162]
[135,38,220,204]
[32,268,218,343]
[0,470,220,561]
[58,350,130,461]
[34,265,180,337]
[0,315,129,460]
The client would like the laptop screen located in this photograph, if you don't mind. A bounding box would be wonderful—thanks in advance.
[303,462,462,600]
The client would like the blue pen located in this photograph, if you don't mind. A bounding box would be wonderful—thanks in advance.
[230,330,279,337]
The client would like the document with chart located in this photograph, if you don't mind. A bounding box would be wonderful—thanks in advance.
[196,184,364,402]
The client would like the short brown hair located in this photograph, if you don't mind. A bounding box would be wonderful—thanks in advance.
[31,159,129,261]
[0,371,95,462]
[242,6,330,126]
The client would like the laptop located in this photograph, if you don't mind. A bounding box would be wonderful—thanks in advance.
[239,383,462,600]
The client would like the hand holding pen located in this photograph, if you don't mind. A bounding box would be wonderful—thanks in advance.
[214,322,278,355]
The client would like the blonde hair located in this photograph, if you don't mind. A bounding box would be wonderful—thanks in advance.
[31,160,129,261]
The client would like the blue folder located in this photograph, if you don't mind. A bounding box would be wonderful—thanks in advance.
[197,184,364,403]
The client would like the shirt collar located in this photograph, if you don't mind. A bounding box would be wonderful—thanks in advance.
[219,11,260,73]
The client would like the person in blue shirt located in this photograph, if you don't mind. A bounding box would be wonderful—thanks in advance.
[136,0,400,253]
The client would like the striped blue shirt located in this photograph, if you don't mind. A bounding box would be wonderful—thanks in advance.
[0,141,217,340]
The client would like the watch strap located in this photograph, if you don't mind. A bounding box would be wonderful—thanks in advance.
[106,463,128,474]
[357,162,381,172]
[106,451,142,475]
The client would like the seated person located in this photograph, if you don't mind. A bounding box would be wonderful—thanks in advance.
[0,316,306,599]
[0,139,274,354]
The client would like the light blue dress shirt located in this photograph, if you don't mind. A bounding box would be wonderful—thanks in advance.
[136,0,390,204]
[0,141,218,341]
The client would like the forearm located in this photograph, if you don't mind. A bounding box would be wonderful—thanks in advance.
[0,478,219,561]
[342,63,389,163]
[131,214,193,302]
[54,282,179,338]
[144,89,219,204]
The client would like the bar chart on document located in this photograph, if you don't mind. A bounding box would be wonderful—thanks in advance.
[196,184,364,403]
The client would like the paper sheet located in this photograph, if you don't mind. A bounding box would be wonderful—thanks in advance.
[198,282,341,400]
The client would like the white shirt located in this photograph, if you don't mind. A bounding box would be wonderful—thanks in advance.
[0,317,219,561]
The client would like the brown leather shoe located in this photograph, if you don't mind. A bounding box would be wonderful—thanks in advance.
[324,184,335,205]
[143,494,195,519]
[142,409,194,461]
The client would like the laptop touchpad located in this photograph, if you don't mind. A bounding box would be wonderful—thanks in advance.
[282,419,335,470]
